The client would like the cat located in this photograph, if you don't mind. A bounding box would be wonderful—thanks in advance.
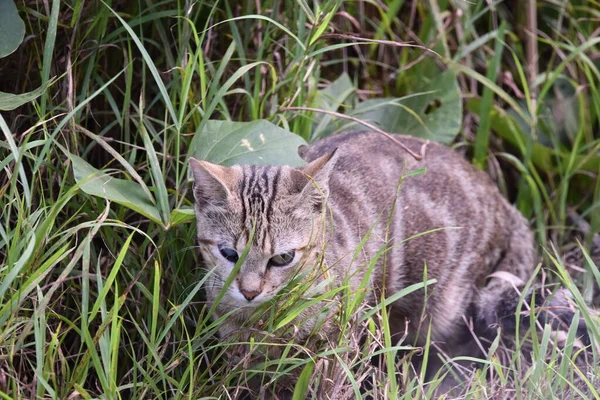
[190,130,588,385]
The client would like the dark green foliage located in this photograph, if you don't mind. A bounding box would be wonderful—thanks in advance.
[0,0,599,398]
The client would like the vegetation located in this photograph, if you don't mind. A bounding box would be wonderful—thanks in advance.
[1,0,599,398]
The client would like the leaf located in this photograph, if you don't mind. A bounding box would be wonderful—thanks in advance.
[190,120,308,167]
[508,77,581,147]
[71,155,162,224]
[0,0,25,58]
[139,120,169,225]
[89,233,134,322]
[292,361,315,400]
[313,72,354,112]
[0,80,53,111]
[311,72,355,139]
[473,22,506,169]
[351,69,462,145]
[466,98,600,173]
[105,3,180,131]
[169,207,195,227]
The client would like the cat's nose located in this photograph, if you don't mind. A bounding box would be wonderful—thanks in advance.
[240,289,261,301]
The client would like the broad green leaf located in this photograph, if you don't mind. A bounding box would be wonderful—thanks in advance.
[313,72,354,112]
[396,51,445,95]
[169,207,195,226]
[351,69,462,145]
[190,119,307,167]
[0,0,25,58]
[71,155,162,224]
[311,72,355,140]
[0,80,53,111]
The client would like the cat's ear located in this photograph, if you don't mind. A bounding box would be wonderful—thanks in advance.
[301,149,337,179]
[295,149,338,210]
[189,158,237,207]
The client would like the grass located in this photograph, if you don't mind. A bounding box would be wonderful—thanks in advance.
[1,0,600,398]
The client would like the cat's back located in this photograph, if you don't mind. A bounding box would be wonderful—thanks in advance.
[299,130,500,210]
[300,131,532,341]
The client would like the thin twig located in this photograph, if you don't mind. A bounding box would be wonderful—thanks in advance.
[280,106,429,161]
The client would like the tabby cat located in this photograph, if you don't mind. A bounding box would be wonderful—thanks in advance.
[190,131,586,375]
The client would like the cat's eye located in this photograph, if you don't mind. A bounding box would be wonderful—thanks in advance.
[219,247,239,263]
[269,251,295,267]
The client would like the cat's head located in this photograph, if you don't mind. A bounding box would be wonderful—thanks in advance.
[190,151,336,309]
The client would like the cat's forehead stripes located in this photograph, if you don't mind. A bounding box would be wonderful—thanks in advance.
[239,165,283,253]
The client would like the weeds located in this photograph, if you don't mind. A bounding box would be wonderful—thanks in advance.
[1,0,599,398]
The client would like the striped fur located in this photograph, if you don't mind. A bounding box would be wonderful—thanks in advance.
[191,131,580,358]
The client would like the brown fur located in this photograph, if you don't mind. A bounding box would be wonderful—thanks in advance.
[190,131,581,367]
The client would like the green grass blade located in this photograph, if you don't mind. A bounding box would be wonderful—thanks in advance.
[39,0,60,117]
[104,2,180,131]
[473,22,505,169]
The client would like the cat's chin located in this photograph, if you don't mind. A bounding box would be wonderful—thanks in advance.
[234,297,270,308]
